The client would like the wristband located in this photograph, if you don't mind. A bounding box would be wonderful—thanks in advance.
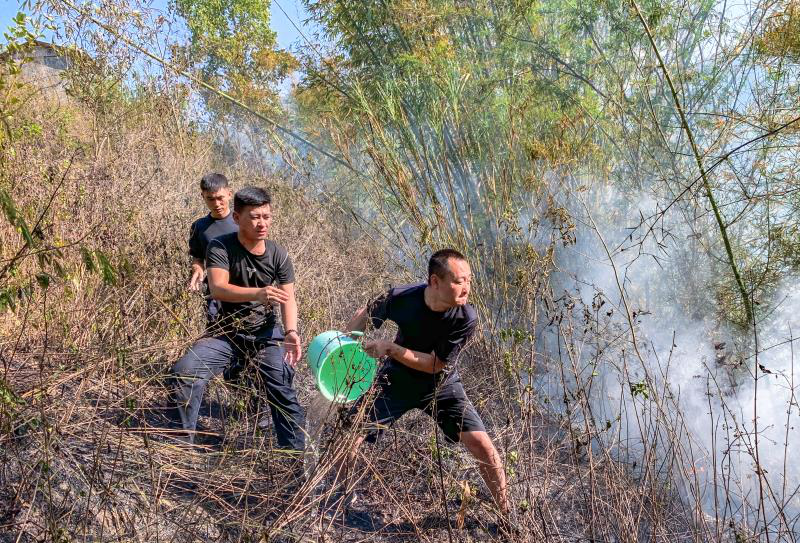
[284,329,298,335]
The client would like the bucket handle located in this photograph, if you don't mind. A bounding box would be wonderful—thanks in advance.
[317,330,366,359]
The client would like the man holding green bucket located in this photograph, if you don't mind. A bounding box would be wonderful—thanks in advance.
[339,249,510,518]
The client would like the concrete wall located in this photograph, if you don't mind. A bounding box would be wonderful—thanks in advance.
[13,44,71,103]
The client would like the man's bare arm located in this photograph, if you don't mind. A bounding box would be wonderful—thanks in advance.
[277,283,301,366]
[362,339,445,374]
[345,306,369,333]
[386,343,445,374]
[188,258,205,291]
[207,268,289,305]
[277,283,298,332]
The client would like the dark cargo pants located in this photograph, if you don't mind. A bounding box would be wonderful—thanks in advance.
[171,335,305,450]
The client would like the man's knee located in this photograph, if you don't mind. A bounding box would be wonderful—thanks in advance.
[171,353,198,377]
[172,337,225,376]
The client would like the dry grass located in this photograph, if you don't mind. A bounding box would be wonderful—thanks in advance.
[0,75,747,543]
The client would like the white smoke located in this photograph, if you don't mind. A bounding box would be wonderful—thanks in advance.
[546,183,800,535]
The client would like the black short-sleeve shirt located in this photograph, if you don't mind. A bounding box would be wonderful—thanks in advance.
[189,212,238,261]
[369,283,477,375]
[206,232,295,336]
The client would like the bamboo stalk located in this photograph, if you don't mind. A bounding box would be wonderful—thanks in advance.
[629,0,754,326]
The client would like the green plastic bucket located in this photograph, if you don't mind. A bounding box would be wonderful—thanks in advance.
[306,330,377,403]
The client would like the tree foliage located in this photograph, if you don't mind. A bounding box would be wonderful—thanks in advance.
[299,0,800,327]
[172,0,298,119]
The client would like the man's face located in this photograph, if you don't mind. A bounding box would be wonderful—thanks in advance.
[202,189,231,218]
[234,204,272,240]
[431,258,472,307]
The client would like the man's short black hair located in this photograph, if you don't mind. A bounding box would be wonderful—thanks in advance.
[428,248,466,282]
[234,186,272,213]
[200,172,229,192]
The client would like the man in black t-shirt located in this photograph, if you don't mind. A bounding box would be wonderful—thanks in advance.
[339,249,509,516]
[187,173,238,326]
[171,186,304,451]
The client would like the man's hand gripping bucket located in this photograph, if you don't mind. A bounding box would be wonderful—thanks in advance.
[306,331,377,403]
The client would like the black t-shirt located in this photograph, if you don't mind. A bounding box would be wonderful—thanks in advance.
[369,283,477,377]
[206,232,295,336]
[188,212,238,261]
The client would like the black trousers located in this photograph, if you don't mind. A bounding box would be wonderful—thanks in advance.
[350,361,486,443]
[171,334,305,450]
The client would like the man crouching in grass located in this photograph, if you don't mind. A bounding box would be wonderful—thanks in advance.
[335,249,511,529]
[171,186,305,457]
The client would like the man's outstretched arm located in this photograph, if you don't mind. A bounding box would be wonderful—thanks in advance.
[362,340,445,374]
[345,305,444,374]
[345,306,369,333]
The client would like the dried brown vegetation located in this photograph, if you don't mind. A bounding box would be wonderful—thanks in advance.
[0,73,703,543]
[3,0,800,535]
[0,72,692,541]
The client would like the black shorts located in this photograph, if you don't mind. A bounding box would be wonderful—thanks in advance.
[349,361,486,443]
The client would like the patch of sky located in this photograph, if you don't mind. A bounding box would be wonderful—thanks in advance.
[1,0,317,55]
